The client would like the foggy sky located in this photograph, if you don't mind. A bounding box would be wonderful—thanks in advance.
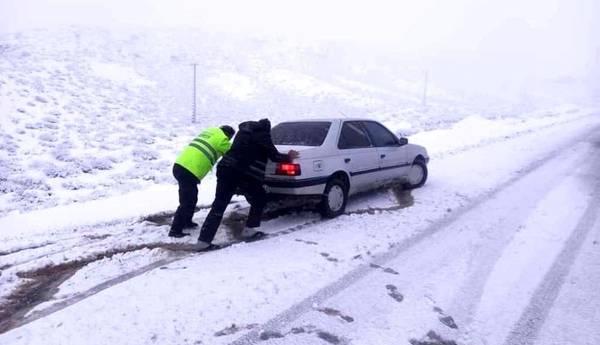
[1,0,598,82]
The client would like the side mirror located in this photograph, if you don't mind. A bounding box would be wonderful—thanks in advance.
[398,137,408,146]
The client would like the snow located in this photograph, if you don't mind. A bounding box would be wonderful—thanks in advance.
[1,26,599,345]
[1,107,599,344]
[469,160,593,343]
[532,215,600,345]
[411,111,590,157]
[206,71,256,101]
[26,248,171,316]
[88,62,155,87]
[0,179,216,239]
[264,69,383,108]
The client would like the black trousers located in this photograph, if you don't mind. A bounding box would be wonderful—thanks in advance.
[199,165,267,242]
[171,164,200,233]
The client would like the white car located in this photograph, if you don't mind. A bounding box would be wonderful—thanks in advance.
[264,118,429,217]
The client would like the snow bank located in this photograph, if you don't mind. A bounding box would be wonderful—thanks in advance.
[0,179,213,238]
[409,111,590,156]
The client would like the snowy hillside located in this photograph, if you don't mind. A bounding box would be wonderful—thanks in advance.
[0,27,589,216]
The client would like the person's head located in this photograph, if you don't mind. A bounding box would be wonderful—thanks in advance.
[258,118,271,131]
[220,125,236,139]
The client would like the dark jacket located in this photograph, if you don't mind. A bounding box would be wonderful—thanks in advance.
[218,120,290,181]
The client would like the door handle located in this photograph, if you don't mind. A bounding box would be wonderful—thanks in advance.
[344,158,351,163]
[380,154,386,158]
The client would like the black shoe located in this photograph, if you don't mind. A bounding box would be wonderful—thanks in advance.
[168,231,191,238]
[183,221,199,229]
[244,231,265,241]
[241,227,265,239]
[196,241,221,251]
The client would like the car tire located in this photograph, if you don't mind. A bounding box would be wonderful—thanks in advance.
[404,159,428,189]
[319,177,348,218]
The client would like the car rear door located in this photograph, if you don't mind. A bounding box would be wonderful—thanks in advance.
[337,121,380,193]
[362,121,410,184]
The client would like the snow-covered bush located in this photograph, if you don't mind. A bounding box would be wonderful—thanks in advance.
[87,189,109,200]
[0,161,13,181]
[0,181,13,193]
[0,138,18,154]
[20,189,57,209]
[42,116,58,123]
[124,163,159,181]
[107,154,126,164]
[52,148,74,162]
[39,132,58,142]
[3,174,51,193]
[35,95,48,103]
[132,148,159,161]
[61,180,88,190]
[25,122,43,129]
[137,134,155,145]
[83,157,113,171]
[42,122,59,130]
[74,159,92,173]
[42,162,80,178]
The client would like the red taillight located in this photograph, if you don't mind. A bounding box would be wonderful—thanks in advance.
[276,163,301,176]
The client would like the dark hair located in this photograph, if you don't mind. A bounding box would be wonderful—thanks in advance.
[258,118,271,130]
[220,125,236,139]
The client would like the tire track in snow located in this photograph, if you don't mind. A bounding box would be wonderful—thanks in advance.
[1,235,120,270]
[1,225,142,269]
[0,242,57,257]
[433,141,598,343]
[0,216,322,333]
[0,205,216,266]
[3,198,415,333]
[1,206,215,271]
[229,124,600,345]
[502,154,600,345]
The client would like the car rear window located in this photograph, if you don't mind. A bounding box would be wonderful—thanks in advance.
[271,121,331,146]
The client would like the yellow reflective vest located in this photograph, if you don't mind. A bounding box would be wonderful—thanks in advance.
[175,127,232,180]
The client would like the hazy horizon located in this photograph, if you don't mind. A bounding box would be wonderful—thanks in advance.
[1,0,599,97]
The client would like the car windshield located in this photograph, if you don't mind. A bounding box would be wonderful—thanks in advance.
[271,121,331,146]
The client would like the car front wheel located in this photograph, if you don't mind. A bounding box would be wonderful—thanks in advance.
[404,159,428,189]
[319,177,348,218]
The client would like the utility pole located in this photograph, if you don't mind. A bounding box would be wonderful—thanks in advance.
[422,69,428,107]
[191,63,198,124]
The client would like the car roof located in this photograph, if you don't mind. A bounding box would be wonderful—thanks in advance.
[275,118,375,123]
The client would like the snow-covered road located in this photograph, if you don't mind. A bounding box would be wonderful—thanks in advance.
[240,123,600,345]
[1,113,599,345]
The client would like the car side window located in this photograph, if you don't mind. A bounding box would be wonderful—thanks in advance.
[362,121,399,147]
[338,121,372,149]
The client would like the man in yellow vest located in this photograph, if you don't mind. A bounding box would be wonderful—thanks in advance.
[169,125,236,238]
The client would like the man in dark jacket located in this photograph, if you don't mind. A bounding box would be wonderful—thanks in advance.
[196,119,298,250]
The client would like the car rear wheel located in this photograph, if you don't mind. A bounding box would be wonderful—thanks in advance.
[404,159,428,189]
[319,177,348,218]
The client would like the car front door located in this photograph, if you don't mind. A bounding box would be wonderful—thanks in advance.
[362,121,411,184]
[337,121,380,193]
